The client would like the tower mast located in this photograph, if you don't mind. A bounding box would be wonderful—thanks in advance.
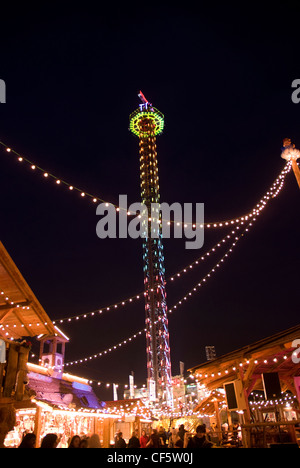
[129,92,173,405]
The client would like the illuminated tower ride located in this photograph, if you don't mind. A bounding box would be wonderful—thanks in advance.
[129,92,173,405]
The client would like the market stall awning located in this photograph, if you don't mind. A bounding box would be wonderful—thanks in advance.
[194,390,226,416]
[0,241,56,339]
[104,398,154,421]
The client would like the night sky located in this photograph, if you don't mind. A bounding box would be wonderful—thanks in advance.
[0,4,299,400]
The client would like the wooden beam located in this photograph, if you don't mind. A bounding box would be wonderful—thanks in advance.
[15,346,30,401]
[3,344,18,398]
[13,309,32,336]
[243,360,257,389]
[0,308,14,322]
[0,301,31,311]
[34,405,42,447]
[0,363,4,397]
[0,241,56,337]
[238,367,251,424]
[246,375,260,396]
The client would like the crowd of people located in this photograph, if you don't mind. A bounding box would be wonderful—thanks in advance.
[17,433,102,448]
[16,423,216,448]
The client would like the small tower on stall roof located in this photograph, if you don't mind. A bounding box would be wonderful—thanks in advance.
[38,328,69,379]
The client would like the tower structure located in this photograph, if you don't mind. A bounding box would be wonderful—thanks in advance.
[38,331,69,379]
[129,92,172,405]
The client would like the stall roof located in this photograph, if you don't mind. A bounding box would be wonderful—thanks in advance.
[194,390,225,416]
[0,241,56,339]
[26,366,101,410]
[188,324,300,393]
[104,398,154,420]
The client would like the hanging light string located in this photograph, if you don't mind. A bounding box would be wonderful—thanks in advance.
[0,209,260,335]
[169,221,252,282]
[64,218,256,367]
[31,354,297,404]
[249,393,297,409]
[167,217,256,316]
[0,291,50,339]
[0,162,290,334]
[0,141,291,227]
[0,141,110,205]
[51,157,290,325]
[52,292,144,325]
[64,328,146,367]
[53,223,248,325]
[28,360,141,392]
[190,351,296,384]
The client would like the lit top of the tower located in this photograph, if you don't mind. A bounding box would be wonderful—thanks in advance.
[129,91,164,137]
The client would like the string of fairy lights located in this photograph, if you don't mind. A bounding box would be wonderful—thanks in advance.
[63,217,257,368]
[0,221,252,337]
[0,156,290,335]
[249,393,297,410]
[0,141,292,227]
[0,158,292,374]
[0,219,260,396]
[52,221,250,325]
[1,213,256,389]
[0,139,295,392]
[0,230,243,342]
[189,350,297,384]
[0,213,255,345]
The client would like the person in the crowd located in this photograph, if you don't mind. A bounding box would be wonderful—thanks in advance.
[168,427,178,448]
[40,433,60,448]
[115,431,126,448]
[18,433,36,448]
[88,433,102,448]
[140,430,149,448]
[68,435,81,448]
[178,424,187,443]
[79,437,89,448]
[114,429,121,445]
[128,431,140,448]
[174,434,184,448]
[158,426,167,447]
[187,425,214,448]
[146,429,160,448]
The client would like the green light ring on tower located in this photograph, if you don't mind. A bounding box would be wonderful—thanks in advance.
[129,107,164,137]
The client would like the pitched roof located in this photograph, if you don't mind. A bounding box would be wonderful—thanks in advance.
[188,323,300,392]
[189,323,300,373]
[0,241,56,339]
[27,368,101,409]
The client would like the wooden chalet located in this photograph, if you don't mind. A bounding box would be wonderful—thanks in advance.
[0,241,56,340]
[0,241,105,447]
[189,324,300,447]
[0,241,154,447]
[103,398,153,447]
[0,241,58,447]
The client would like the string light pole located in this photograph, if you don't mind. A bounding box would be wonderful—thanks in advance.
[129,92,173,406]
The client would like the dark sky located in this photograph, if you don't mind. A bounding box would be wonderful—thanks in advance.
[0,3,299,400]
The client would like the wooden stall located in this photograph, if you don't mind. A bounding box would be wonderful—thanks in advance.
[189,324,300,447]
[0,242,156,447]
[0,241,58,447]
[103,398,153,447]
